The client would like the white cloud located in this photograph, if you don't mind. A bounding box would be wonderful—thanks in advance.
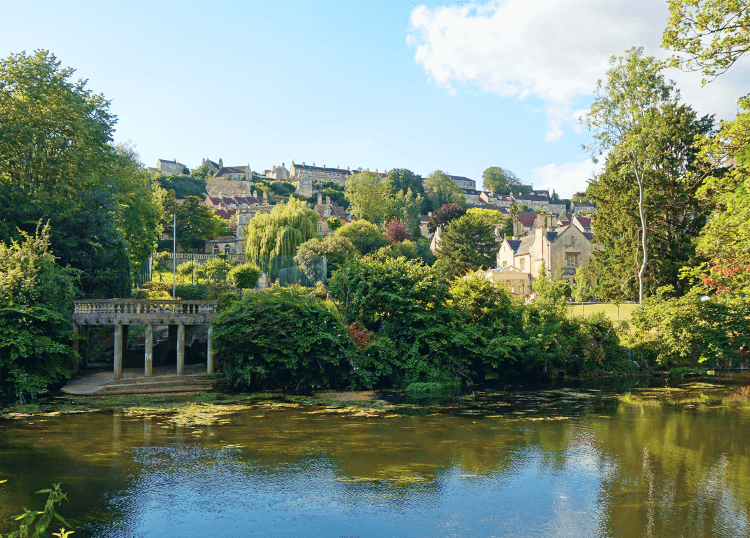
[530,159,602,199]
[409,0,748,141]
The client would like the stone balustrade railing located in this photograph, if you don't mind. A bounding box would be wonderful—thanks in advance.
[73,300,218,325]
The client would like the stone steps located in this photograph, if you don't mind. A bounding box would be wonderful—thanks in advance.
[98,375,215,395]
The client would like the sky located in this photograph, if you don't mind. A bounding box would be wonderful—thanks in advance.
[2,0,748,198]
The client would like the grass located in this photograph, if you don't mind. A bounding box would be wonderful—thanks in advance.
[567,302,638,324]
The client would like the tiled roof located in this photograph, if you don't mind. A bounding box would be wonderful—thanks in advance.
[583,232,594,241]
[447,174,476,184]
[546,231,559,242]
[216,166,249,176]
[214,210,236,220]
[462,188,481,195]
[575,216,592,228]
[515,235,536,256]
[517,213,537,228]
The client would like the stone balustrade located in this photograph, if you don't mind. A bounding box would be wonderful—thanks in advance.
[73,300,217,326]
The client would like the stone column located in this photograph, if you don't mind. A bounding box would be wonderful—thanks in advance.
[144,324,153,377]
[177,323,185,376]
[71,325,80,376]
[207,325,215,375]
[114,324,123,380]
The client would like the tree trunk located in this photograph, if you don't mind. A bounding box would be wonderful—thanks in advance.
[637,177,648,303]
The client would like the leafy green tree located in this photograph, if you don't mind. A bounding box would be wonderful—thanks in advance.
[0,225,78,398]
[110,144,167,270]
[424,170,465,211]
[385,168,424,197]
[295,234,357,280]
[212,287,354,390]
[482,167,522,194]
[434,211,499,280]
[391,188,424,236]
[191,161,214,179]
[582,47,680,303]
[163,194,226,253]
[588,102,716,299]
[156,174,207,199]
[344,170,391,223]
[0,50,134,298]
[531,261,571,318]
[334,220,389,256]
[327,217,342,232]
[466,207,505,225]
[662,0,750,84]
[243,196,319,276]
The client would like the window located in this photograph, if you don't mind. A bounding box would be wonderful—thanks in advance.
[566,253,580,268]
[213,245,219,254]
[519,258,525,270]
[224,244,231,255]
[324,209,330,216]
[317,223,322,232]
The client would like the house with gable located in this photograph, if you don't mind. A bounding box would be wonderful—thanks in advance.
[491,215,598,294]
[312,193,350,236]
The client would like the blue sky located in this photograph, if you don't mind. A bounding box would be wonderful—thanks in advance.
[2,0,747,197]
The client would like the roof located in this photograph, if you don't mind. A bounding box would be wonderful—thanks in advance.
[513,194,549,202]
[214,209,236,220]
[575,216,592,228]
[546,231,559,242]
[515,235,536,256]
[506,239,522,252]
[291,163,352,175]
[517,213,537,228]
[583,232,594,241]
[216,166,249,176]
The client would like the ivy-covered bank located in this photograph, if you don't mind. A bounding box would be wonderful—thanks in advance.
[212,255,636,391]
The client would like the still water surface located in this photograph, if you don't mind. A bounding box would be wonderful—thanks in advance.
[1,377,750,538]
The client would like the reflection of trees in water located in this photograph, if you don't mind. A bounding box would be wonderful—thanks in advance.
[595,403,750,538]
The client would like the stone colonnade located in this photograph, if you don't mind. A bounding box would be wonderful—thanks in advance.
[72,300,218,380]
[111,323,214,380]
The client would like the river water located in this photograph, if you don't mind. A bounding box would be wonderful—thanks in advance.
[1,376,749,538]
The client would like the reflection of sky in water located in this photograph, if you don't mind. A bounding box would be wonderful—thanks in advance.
[86,438,610,538]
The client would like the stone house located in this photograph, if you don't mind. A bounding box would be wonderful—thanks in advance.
[290,162,352,187]
[262,163,290,181]
[480,192,513,208]
[313,193,350,236]
[216,164,252,181]
[462,188,482,205]
[447,174,477,190]
[511,193,550,212]
[205,236,244,255]
[571,200,597,215]
[157,158,186,175]
[495,219,597,293]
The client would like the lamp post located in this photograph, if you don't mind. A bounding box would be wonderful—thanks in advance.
[172,213,176,299]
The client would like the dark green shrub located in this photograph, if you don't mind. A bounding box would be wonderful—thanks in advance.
[227,263,261,289]
[212,287,355,390]
[174,283,210,300]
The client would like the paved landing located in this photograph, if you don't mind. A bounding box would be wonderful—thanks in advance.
[62,364,212,395]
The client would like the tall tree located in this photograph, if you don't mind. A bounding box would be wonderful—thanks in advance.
[434,212,499,280]
[385,168,424,198]
[344,170,391,223]
[482,167,522,194]
[163,194,227,253]
[588,103,715,300]
[243,197,318,277]
[582,47,680,303]
[427,203,466,234]
[662,0,750,298]
[424,170,465,211]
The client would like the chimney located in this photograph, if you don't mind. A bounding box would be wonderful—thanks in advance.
[263,190,269,201]
[317,192,323,205]
[326,196,331,205]
[253,190,258,198]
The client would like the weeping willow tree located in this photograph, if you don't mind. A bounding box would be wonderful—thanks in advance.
[244,197,319,280]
